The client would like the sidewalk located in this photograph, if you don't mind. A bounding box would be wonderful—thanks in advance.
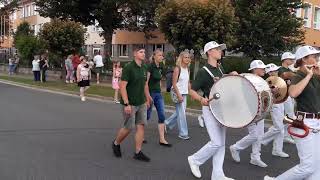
[0,72,202,116]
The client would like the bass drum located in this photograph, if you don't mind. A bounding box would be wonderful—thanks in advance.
[209,73,272,128]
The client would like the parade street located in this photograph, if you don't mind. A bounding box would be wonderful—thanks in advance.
[0,82,299,180]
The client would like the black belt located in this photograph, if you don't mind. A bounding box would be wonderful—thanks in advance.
[296,111,320,119]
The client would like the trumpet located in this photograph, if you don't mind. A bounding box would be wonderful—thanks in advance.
[284,115,320,138]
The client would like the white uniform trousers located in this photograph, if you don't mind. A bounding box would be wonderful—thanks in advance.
[261,103,285,152]
[233,120,264,160]
[284,96,296,139]
[276,118,320,180]
[189,106,227,179]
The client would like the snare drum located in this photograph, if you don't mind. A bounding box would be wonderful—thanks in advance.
[209,73,272,128]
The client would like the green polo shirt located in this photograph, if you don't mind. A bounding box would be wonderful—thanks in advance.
[278,66,294,84]
[191,63,224,98]
[147,62,164,93]
[278,67,293,78]
[120,60,147,106]
[291,71,320,113]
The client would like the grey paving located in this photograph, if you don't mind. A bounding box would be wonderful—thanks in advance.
[0,82,298,180]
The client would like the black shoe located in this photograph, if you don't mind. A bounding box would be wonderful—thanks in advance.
[133,151,150,162]
[112,141,122,157]
[159,142,172,147]
[143,140,147,144]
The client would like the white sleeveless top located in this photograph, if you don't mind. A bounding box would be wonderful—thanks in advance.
[79,64,90,80]
[176,67,189,95]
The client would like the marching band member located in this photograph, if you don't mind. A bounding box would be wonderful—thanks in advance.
[261,63,290,158]
[279,52,297,144]
[230,60,268,168]
[264,45,320,180]
[187,41,236,180]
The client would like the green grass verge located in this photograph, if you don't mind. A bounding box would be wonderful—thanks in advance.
[0,75,201,110]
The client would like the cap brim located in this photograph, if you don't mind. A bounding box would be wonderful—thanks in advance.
[219,44,227,50]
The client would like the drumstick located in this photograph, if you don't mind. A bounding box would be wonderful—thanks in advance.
[208,93,220,102]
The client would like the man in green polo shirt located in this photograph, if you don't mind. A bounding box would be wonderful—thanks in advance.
[112,45,151,162]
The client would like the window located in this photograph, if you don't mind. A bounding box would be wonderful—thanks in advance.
[93,48,101,56]
[303,4,312,28]
[112,45,115,57]
[20,7,24,18]
[25,5,30,17]
[295,8,302,18]
[34,5,38,15]
[13,11,16,20]
[30,4,34,16]
[314,7,320,30]
[118,45,129,57]
[153,44,165,52]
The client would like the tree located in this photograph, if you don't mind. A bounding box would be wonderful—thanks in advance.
[35,0,165,55]
[39,19,86,58]
[13,21,33,45]
[233,0,305,58]
[14,22,43,65]
[15,35,43,65]
[0,0,18,46]
[156,0,238,78]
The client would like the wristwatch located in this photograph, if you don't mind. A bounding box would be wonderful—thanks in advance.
[124,103,129,106]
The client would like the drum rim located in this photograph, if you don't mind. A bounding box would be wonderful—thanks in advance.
[209,74,261,128]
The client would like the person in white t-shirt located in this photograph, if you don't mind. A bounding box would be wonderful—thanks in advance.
[32,55,41,81]
[93,51,104,84]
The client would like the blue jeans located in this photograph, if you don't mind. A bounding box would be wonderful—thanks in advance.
[165,95,188,137]
[33,71,40,81]
[147,92,166,123]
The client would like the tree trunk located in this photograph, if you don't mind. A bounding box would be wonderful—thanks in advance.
[193,55,200,80]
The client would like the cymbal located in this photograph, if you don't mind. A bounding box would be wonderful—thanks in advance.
[266,76,288,104]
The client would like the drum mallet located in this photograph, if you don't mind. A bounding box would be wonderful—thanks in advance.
[208,93,221,102]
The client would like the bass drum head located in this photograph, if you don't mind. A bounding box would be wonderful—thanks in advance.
[209,75,259,128]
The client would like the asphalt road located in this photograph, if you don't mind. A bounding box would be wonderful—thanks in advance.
[0,82,299,180]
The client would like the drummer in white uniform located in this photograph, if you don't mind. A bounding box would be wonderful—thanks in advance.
[187,41,237,180]
[230,60,268,168]
[261,63,290,158]
[264,46,320,180]
[279,52,297,144]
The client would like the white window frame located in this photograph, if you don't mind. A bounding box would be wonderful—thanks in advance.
[20,7,24,18]
[13,11,16,20]
[111,45,115,57]
[118,44,129,57]
[303,3,312,28]
[295,8,302,18]
[153,44,165,52]
[314,6,320,30]
[93,48,101,56]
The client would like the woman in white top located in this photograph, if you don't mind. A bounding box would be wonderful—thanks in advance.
[165,51,191,140]
[77,56,91,101]
[32,55,41,81]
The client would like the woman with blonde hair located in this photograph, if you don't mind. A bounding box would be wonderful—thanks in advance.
[164,50,191,140]
[146,49,171,146]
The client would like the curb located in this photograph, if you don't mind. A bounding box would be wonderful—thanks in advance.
[0,79,202,117]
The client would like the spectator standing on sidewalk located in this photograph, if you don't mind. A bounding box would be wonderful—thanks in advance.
[112,61,122,103]
[72,53,81,82]
[8,56,15,75]
[13,54,20,74]
[39,55,49,82]
[32,55,41,81]
[65,55,74,83]
[93,51,104,84]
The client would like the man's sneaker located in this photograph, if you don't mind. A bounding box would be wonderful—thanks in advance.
[264,175,275,180]
[198,115,204,128]
[188,156,201,178]
[133,151,150,162]
[272,151,289,158]
[217,176,235,180]
[81,96,86,101]
[178,135,190,140]
[112,141,121,157]
[229,145,240,162]
[250,159,268,168]
[284,137,295,144]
